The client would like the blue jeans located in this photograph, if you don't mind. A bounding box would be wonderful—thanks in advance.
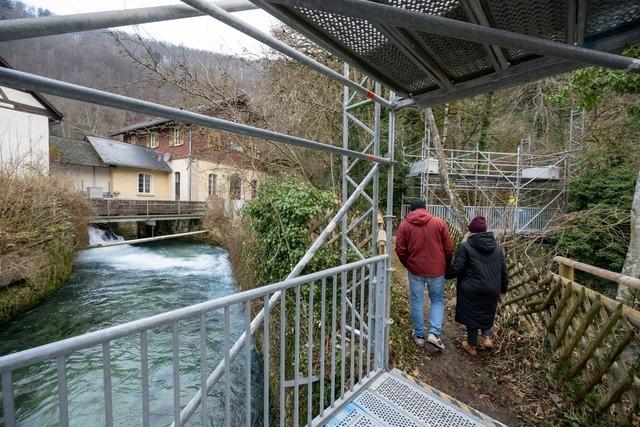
[408,273,445,337]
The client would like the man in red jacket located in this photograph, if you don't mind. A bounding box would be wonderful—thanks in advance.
[395,199,454,349]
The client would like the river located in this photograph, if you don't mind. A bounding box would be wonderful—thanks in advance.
[0,229,262,426]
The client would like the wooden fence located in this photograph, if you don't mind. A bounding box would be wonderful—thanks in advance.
[501,256,639,425]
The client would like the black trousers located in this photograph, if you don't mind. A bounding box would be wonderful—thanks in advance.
[466,326,492,347]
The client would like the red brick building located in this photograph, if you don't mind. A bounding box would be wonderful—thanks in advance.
[111,95,266,207]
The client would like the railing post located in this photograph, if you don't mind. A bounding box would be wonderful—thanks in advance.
[558,261,574,282]
[373,261,386,370]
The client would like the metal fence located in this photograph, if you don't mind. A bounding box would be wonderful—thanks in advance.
[0,255,387,427]
[401,204,561,234]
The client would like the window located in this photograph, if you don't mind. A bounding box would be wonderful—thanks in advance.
[208,173,217,196]
[174,172,181,200]
[229,175,242,200]
[138,173,152,194]
[172,127,183,146]
[130,135,138,145]
[150,132,159,148]
[251,179,258,199]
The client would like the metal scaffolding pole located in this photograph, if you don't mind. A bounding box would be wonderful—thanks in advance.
[0,67,391,164]
[180,0,392,108]
[270,0,640,73]
[341,63,389,370]
[0,1,256,41]
[382,92,396,369]
[176,163,382,425]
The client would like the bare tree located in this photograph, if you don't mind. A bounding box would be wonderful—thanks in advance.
[424,107,468,230]
[618,172,640,304]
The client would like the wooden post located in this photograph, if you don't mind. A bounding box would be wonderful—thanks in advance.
[558,261,574,282]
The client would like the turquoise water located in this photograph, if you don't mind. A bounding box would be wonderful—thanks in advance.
[0,240,262,426]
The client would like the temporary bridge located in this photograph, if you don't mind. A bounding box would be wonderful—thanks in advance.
[1,1,639,426]
[401,110,586,234]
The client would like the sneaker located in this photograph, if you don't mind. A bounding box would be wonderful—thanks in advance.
[462,341,478,356]
[412,331,425,347]
[479,335,493,349]
[427,333,445,350]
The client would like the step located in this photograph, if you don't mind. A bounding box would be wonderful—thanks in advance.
[325,369,506,427]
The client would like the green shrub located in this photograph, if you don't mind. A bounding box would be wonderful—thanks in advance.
[553,164,634,272]
[243,177,340,283]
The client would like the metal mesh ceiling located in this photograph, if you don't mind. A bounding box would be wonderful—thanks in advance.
[261,0,640,104]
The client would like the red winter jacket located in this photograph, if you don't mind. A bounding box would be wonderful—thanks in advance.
[395,209,454,277]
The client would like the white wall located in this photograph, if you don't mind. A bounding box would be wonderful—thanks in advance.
[168,158,193,201]
[0,108,49,170]
[50,162,111,194]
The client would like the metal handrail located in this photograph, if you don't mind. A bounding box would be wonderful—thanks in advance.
[1,255,387,427]
[0,255,386,372]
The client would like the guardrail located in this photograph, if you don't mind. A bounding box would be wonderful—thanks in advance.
[501,256,640,425]
[0,255,387,427]
[401,204,561,234]
[90,199,207,217]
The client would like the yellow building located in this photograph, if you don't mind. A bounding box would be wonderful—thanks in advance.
[86,136,172,200]
[50,136,173,200]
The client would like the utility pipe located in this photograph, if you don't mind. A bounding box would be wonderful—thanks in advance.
[86,230,208,249]
[180,0,392,108]
[269,0,640,73]
[0,1,257,41]
[0,67,392,165]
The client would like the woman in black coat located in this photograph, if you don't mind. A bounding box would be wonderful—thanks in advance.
[446,216,509,356]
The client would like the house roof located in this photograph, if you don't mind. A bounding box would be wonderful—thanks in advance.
[86,136,172,172]
[0,56,63,121]
[50,136,106,167]
[110,94,248,136]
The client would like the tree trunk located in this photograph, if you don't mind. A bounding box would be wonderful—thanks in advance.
[424,107,469,230]
[617,171,640,304]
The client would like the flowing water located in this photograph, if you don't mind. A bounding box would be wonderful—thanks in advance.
[0,227,262,426]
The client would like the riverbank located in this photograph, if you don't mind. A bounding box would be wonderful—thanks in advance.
[0,239,257,425]
[0,169,90,323]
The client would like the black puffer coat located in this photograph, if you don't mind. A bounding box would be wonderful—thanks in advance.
[445,232,509,329]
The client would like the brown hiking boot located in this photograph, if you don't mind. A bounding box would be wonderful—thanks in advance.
[479,335,493,349]
[462,341,477,356]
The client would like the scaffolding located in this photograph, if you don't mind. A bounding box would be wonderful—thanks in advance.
[401,116,584,234]
[0,1,639,426]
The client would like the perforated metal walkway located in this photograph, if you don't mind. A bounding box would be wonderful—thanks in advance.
[325,369,506,427]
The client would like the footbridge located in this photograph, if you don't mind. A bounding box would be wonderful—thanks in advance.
[89,199,207,223]
[1,0,639,426]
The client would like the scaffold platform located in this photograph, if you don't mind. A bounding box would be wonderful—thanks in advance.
[326,369,505,427]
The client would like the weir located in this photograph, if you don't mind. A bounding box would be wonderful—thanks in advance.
[1,1,640,426]
[86,229,209,249]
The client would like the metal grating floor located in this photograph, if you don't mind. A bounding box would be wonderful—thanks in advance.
[324,369,506,427]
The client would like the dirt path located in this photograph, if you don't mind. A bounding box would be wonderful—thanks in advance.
[389,256,523,426]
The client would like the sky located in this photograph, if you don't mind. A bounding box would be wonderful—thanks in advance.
[23,0,282,56]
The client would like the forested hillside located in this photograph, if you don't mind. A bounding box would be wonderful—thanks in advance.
[0,1,262,138]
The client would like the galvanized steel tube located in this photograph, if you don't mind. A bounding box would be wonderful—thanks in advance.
[0,1,257,41]
[0,67,392,165]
